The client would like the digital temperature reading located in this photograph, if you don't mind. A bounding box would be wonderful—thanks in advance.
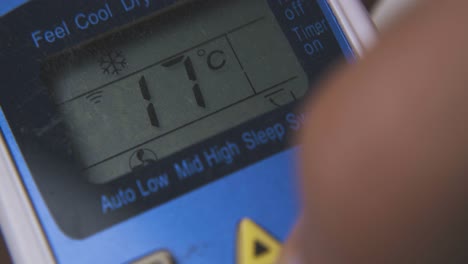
[140,52,219,127]
[42,0,338,183]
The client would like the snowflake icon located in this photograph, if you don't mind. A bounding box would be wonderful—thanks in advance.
[98,49,127,75]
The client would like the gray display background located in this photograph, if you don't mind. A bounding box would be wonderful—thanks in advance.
[48,0,307,183]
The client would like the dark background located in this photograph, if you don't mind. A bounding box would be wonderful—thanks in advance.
[0,233,11,263]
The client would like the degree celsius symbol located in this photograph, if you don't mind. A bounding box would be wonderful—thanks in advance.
[197,49,227,71]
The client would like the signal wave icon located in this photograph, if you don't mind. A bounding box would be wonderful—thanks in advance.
[86,91,104,104]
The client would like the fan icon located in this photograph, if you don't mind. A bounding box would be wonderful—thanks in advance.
[98,49,127,75]
[129,149,157,171]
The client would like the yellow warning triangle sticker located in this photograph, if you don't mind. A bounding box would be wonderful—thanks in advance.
[237,218,282,264]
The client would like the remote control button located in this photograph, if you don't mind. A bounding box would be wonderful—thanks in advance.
[237,218,282,264]
[133,250,175,264]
